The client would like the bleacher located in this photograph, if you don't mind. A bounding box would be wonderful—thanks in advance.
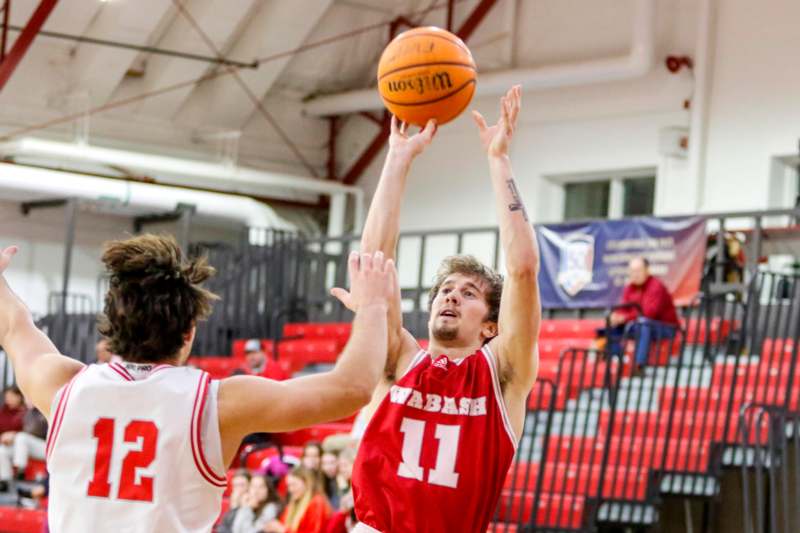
[2,269,797,533]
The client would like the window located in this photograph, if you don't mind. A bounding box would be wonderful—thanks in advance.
[564,181,609,220]
[562,173,655,220]
[623,177,656,216]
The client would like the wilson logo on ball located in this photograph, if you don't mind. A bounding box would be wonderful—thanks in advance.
[384,72,453,96]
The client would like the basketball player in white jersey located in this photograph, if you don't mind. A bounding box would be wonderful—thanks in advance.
[0,235,396,532]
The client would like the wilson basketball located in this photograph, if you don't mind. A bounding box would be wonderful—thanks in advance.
[377,26,477,127]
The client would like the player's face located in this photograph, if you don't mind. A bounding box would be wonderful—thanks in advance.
[321,453,338,477]
[429,273,493,344]
[286,474,307,501]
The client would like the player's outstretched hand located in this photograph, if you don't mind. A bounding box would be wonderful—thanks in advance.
[388,115,437,160]
[330,251,397,312]
[0,246,18,275]
[472,84,521,157]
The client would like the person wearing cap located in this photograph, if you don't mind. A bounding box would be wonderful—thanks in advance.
[243,339,289,381]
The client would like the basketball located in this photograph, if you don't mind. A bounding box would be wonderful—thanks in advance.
[377,26,477,127]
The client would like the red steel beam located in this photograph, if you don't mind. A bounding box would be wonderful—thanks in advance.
[339,1,498,185]
[0,0,57,92]
[455,0,497,41]
[341,112,390,186]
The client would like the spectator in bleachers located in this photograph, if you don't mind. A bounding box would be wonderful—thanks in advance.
[604,257,680,372]
[265,466,331,533]
[320,451,341,509]
[0,403,46,489]
[322,446,358,533]
[301,442,323,473]
[231,474,282,533]
[216,470,251,533]
[243,339,288,381]
[0,385,25,492]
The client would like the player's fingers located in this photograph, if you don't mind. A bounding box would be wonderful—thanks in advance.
[330,287,353,308]
[471,111,487,131]
[400,121,408,135]
[360,252,373,272]
[422,119,437,140]
[347,251,359,277]
[390,115,399,135]
[372,250,385,271]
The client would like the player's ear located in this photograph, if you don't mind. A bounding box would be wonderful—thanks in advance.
[481,321,498,340]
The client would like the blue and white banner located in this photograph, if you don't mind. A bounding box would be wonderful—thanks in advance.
[536,216,707,309]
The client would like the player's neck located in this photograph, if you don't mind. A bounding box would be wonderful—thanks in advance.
[426,340,483,361]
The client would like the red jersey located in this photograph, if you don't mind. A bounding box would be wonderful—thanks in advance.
[352,345,517,533]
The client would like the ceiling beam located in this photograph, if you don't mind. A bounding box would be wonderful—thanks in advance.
[0,0,57,92]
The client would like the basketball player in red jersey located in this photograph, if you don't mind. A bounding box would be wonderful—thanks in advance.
[333,86,540,533]
[0,239,395,532]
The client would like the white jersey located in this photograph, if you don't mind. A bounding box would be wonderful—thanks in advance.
[47,362,227,532]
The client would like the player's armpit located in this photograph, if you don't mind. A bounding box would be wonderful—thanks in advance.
[490,268,541,391]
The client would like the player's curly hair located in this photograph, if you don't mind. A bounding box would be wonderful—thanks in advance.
[428,255,504,323]
[98,234,218,363]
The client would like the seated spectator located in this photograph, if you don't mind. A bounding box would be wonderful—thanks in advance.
[95,338,122,364]
[217,470,251,533]
[0,401,46,490]
[320,451,340,509]
[324,447,358,533]
[265,466,331,533]
[17,473,48,509]
[301,442,323,471]
[241,339,288,381]
[602,257,680,371]
[231,474,282,533]
[0,386,26,492]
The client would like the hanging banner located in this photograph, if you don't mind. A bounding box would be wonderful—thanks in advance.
[536,216,707,309]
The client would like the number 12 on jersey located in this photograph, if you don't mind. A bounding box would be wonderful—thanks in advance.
[87,418,159,502]
[397,417,460,488]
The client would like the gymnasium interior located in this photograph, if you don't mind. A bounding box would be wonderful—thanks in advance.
[0,0,799,532]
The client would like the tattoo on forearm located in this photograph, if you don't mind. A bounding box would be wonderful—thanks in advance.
[506,179,529,221]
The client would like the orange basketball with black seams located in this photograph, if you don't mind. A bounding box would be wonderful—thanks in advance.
[377,26,477,127]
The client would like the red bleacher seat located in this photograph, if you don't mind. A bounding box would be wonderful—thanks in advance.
[24,458,46,481]
[544,435,711,473]
[539,319,604,340]
[0,507,47,533]
[711,361,797,390]
[761,338,796,362]
[264,338,341,373]
[503,462,648,500]
[537,356,615,396]
[537,338,595,360]
[660,384,795,412]
[282,323,351,342]
[495,491,585,528]
[683,318,733,344]
[189,356,243,379]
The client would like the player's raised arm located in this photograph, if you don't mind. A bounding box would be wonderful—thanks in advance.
[0,246,84,418]
[357,116,436,369]
[218,251,395,460]
[473,86,541,395]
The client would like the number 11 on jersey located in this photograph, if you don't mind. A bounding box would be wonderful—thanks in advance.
[397,417,461,488]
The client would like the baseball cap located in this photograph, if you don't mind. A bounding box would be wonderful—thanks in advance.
[244,339,261,353]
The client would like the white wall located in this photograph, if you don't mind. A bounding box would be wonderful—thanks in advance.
[350,0,800,287]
